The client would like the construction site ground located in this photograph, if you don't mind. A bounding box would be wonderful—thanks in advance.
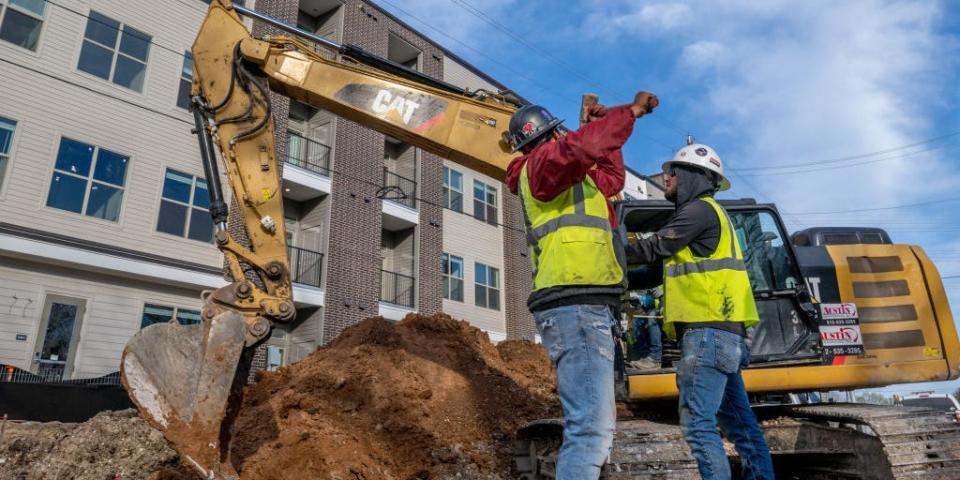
[0,313,560,480]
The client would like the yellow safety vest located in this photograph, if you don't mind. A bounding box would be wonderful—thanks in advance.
[663,197,759,339]
[518,165,624,290]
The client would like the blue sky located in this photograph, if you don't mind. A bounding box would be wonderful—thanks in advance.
[377,0,960,394]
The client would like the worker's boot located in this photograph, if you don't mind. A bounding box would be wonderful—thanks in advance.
[628,358,661,370]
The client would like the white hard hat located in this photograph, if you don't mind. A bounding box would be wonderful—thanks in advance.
[662,143,730,191]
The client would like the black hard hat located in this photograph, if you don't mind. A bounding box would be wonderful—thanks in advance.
[506,104,564,152]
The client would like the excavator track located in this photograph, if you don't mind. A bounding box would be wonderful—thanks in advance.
[765,403,960,480]
[515,404,960,479]
[514,418,700,479]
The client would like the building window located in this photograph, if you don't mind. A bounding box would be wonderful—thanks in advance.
[473,180,498,225]
[141,304,202,329]
[475,263,500,310]
[441,253,464,302]
[0,0,46,51]
[442,166,463,212]
[77,11,151,92]
[46,137,128,221]
[0,116,15,192]
[156,168,214,242]
[266,345,285,372]
[176,52,193,109]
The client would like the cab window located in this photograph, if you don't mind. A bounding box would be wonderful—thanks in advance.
[730,211,797,291]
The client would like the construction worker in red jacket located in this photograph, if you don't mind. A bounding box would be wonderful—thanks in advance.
[505,91,659,479]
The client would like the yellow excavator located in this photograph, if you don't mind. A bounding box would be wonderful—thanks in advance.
[120,2,960,479]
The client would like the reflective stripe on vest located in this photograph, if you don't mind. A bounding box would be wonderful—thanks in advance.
[662,197,759,339]
[518,165,623,291]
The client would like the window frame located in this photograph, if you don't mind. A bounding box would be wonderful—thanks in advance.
[441,166,463,213]
[266,345,285,372]
[140,303,202,329]
[474,262,501,311]
[45,136,129,223]
[472,179,498,226]
[0,0,48,52]
[0,115,18,196]
[155,167,214,243]
[441,252,464,302]
[175,51,193,110]
[76,10,152,92]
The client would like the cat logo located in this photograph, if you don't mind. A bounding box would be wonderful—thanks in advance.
[371,89,421,125]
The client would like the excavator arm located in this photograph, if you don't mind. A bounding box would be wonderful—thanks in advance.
[120,2,519,478]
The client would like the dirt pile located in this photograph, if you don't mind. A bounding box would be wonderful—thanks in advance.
[0,409,185,480]
[231,313,559,479]
[0,313,558,479]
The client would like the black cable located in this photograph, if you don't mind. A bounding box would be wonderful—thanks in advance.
[733,142,956,177]
[442,0,691,136]
[0,57,191,125]
[373,0,573,104]
[44,0,189,59]
[789,196,960,216]
[730,131,960,172]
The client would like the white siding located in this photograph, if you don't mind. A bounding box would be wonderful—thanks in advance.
[0,0,223,267]
[623,170,650,200]
[441,160,505,336]
[0,257,202,379]
[442,56,499,93]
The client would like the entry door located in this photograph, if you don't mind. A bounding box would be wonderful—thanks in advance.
[33,295,86,380]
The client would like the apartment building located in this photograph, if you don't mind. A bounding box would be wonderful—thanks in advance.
[0,0,545,380]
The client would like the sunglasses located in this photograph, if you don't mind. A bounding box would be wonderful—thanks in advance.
[663,166,678,177]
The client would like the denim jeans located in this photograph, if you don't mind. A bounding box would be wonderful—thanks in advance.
[534,304,617,480]
[676,327,775,480]
[632,315,663,361]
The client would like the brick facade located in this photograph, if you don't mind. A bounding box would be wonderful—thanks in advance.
[245,0,521,348]
[503,193,536,339]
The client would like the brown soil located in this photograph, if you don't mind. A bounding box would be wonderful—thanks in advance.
[1,313,559,479]
[231,313,559,479]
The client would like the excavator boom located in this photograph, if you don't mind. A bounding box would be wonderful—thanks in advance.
[120,2,519,478]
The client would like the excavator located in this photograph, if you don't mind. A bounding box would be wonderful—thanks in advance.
[119,2,960,479]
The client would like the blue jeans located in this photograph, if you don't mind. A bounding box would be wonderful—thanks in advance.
[534,304,617,480]
[632,316,662,361]
[676,328,775,480]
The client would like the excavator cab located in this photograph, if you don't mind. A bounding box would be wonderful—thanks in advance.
[618,199,824,374]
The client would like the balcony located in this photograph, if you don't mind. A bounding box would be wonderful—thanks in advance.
[282,132,331,200]
[380,269,415,308]
[382,168,416,209]
[381,168,418,230]
[288,245,324,288]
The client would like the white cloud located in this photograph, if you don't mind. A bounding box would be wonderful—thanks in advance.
[585,2,692,40]
[584,0,959,230]
[679,41,726,75]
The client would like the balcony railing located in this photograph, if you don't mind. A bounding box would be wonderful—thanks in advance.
[382,168,417,209]
[288,245,324,287]
[380,269,415,308]
[286,131,331,176]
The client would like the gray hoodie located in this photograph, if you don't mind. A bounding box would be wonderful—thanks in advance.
[626,166,721,264]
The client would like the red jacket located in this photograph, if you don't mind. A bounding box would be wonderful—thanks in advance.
[506,105,636,227]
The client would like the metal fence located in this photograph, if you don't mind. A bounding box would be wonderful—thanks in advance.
[288,245,324,287]
[286,131,331,176]
[380,269,415,308]
[382,168,417,209]
[1,364,121,385]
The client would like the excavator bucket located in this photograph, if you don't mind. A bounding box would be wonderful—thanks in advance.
[121,310,248,479]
